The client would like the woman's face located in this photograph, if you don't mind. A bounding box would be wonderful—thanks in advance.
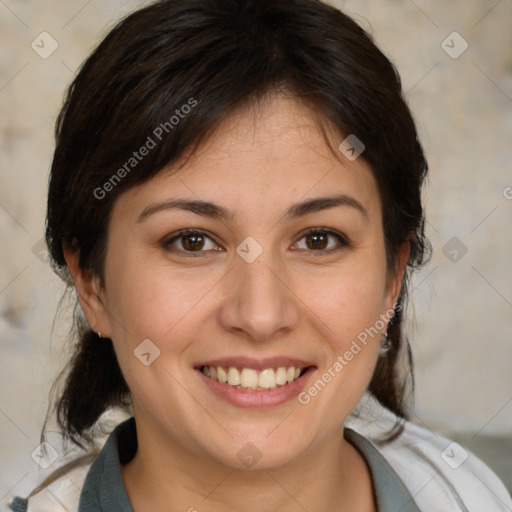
[78,94,407,470]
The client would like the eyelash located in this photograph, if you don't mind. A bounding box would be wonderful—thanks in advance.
[161,227,351,257]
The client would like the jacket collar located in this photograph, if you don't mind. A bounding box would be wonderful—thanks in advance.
[78,416,420,511]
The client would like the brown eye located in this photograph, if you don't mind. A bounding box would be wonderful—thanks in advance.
[162,230,220,254]
[294,228,350,253]
[181,233,206,251]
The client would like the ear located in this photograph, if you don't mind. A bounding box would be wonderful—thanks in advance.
[63,242,111,337]
[384,241,410,311]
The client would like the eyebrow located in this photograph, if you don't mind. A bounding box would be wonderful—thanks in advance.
[136,193,369,224]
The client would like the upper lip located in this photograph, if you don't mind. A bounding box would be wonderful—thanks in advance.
[195,356,316,371]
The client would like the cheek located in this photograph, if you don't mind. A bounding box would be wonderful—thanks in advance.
[292,271,386,432]
[103,260,248,409]
[335,278,385,338]
[102,256,209,408]
[107,264,207,343]
[299,256,388,343]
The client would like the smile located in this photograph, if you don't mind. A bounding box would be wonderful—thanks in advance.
[200,365,307,390]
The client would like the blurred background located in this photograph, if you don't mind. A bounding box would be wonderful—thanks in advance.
[1,0,511,505]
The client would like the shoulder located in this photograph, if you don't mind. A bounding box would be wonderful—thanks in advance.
[8,403,511,512]
[2,415,128,512]
[345,393,512,512]
[3,464,90,512]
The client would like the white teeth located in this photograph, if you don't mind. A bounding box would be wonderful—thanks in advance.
[276,367,287,386]
[258,368,276,389]
[227,367,241,386]
[217,367,228,383]
[240,368,258,388]
[202,365,306,390]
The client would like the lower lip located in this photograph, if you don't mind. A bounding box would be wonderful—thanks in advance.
[196,367,316,408]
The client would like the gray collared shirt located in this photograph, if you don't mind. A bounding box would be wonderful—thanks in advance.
[78,417,421,511]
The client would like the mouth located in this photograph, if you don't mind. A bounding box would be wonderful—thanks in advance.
[199,364,310,391]
[193,357,316,407]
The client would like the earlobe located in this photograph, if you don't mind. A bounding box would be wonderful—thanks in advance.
[62,242,110,337]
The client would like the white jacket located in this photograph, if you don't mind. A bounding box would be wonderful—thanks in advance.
[4,393,511,511]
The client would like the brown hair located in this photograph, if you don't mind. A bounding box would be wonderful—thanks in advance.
[38,0,430,498]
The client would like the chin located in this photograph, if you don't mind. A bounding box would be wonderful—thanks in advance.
[204,432,311,472]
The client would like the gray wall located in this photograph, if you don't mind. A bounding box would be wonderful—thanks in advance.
[1,0,511,501]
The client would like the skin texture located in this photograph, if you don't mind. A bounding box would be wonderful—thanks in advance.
[65,93,409,511]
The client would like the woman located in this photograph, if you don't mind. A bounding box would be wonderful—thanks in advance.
[6,0,511,510]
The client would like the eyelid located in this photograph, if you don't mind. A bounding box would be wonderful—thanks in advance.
[292,227,351,253]
[161,227,351,255]
[162,229,222,254]
[296,227,350,245]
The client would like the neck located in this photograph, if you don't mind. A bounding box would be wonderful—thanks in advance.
[120,418,376,512]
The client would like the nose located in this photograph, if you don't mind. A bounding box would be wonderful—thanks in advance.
[217,247,300,343]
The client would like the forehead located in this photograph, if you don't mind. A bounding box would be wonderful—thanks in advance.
[112,94,381,224]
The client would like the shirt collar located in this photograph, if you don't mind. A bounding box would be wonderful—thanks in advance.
[345,427,421,511]
[79,417,420,512]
